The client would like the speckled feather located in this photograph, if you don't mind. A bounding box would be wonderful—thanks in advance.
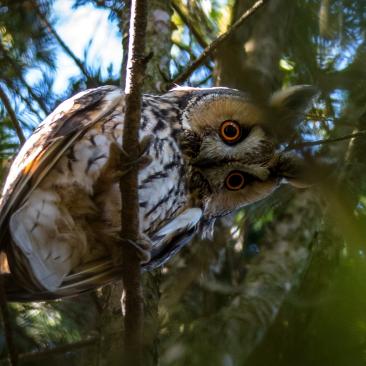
[0,86,199,298]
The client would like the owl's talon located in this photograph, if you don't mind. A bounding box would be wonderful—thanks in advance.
[139,135,153,155]
[119,146,129,159]
[120,135,153,173]
[138,155,152,170]
[124,235,152,263]
[120,154,152,176]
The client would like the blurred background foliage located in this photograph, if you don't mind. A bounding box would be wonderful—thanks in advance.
[1,0,366,365]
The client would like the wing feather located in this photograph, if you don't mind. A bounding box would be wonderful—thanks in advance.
[0,85,124,246]
[144,208,202,270]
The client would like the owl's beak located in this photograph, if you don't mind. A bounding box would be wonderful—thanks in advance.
[192,156,273,182]
[191,157,219,169]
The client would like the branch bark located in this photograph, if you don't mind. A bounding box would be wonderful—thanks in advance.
[0,86,25,145]
[167,0,268,89]
[120,0,148,364]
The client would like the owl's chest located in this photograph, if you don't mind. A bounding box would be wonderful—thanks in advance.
[137,129,188,235]
[92,105,189,235]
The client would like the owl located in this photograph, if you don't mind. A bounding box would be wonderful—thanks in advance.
[0,85,317,301]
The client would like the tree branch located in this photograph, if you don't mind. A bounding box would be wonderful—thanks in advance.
[286,130,366,150]
[17,92,43,122]
[172,40,213,72]
[3,76,43,121]
[0,86,26,145]
[171,0,208,49]
[21,337,97,362]
[16,76,50,116]
[167,0,268,89]
[0,42,50,115]
[120,0,148,365]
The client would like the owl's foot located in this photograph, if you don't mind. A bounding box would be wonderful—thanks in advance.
[138,134,154,155]
[120,135,153,175]
[123,234,152,263]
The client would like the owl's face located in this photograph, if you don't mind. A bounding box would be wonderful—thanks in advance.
[172,86,317,220]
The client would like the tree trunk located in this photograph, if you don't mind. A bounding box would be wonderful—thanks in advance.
[215,0,294,97]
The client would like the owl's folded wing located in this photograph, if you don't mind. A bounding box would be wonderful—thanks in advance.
[143,207,202,270]
[0,85,123,247]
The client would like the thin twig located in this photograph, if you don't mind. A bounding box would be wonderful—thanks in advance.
[171,0,208,49]
[286,130,366,150]
[33,2,93,83]
[173,40,213,72]
[120,0,148,365]
[173,40,199,61]
[192,73,213,87]
[4,75,44,120]
[167,0,268,89]
[0,86,26,145]
[17,75,50,115]
[17,92,43,122]
[0,42,50,115]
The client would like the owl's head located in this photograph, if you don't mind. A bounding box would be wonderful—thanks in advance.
[170,86,318,221]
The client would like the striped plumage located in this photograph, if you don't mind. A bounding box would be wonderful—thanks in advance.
[0,84,317,301]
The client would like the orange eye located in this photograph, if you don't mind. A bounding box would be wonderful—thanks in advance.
[219,120,242,143]
[225,171,246,191]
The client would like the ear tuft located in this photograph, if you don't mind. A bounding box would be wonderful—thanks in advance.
[270,85,319,113]
[270,85,319,142]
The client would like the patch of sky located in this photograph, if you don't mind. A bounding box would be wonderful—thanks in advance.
[330,89,349,119]
[26,0,122,95]
[316,8,364,73]
[201,0,212,15]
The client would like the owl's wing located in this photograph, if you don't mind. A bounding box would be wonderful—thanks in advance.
[58,208,202,293]
[143,208,202,271]
[0,85,123,247]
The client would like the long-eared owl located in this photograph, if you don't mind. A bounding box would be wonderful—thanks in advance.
[0,85,317,301]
